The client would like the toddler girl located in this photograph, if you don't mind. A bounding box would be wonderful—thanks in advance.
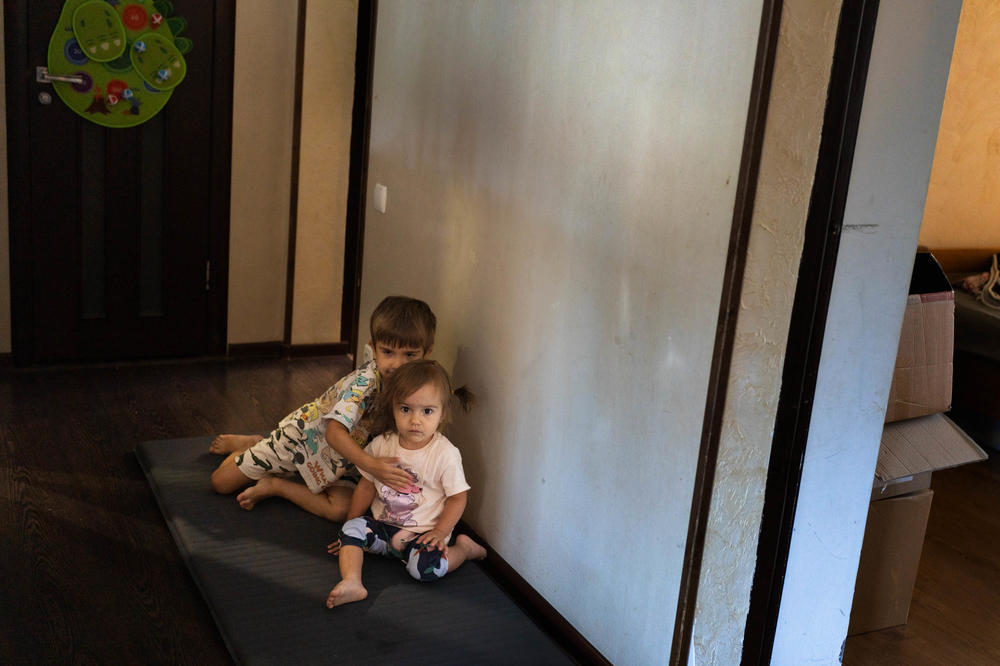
[326,360,486,607]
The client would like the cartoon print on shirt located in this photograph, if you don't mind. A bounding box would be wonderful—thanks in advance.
[303,427,324,455]
[328,373,375,428]
[378,466,421,528]
[300,401,320,424]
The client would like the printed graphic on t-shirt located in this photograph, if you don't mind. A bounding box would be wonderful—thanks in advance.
[378,465,421,528]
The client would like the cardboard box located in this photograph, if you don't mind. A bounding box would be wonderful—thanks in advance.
[848,488,934,635]
[849,414,987,635]
[869,470,931,502]
[875,412,986,482]
[884,253,955,423]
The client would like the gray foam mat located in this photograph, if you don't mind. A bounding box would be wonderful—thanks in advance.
[136,437,573,665]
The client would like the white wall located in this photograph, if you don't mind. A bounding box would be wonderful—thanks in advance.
[360,2,762,663]
[772,1,961,663]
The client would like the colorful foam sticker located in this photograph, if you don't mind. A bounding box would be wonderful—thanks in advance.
[130,31,187,91]
[47,0,192,128]
[73,1,126,62]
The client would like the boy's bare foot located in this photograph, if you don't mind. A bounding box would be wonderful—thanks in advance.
[209,434,261,454]
[455,534,487,560]
[326,579,368,608]
[236,477,277,510]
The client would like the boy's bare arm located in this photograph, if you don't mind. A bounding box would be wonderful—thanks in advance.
[323,421,413,491]
[415,491,468,555]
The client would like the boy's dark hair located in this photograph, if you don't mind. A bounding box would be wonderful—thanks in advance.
[370,359,474,436]
[369,296,436,351]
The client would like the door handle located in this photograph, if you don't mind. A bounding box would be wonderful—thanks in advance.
[36,66,85,86]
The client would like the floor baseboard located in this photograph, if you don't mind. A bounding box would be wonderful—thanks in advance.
[227,342,351,359]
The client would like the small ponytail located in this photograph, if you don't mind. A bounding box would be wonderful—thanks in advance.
[452,385,476,413]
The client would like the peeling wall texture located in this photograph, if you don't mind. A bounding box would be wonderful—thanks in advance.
[919,0,1000,252]
[691,2,842,662]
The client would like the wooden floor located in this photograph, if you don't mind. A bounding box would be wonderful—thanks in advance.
[0,355,350,664]
[844,352,1000,665]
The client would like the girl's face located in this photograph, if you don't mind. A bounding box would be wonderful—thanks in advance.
[393,381,444,449]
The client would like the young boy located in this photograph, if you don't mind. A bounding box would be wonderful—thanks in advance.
[209,296,435,521]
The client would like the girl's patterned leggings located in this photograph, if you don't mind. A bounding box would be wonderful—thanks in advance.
[339,516,449,581]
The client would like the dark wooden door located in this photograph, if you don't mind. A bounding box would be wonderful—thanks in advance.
[4,0,233,364]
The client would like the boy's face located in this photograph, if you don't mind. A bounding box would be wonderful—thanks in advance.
[370,339,427,377]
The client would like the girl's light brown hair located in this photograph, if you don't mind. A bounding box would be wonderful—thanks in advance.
[371,360,474,436]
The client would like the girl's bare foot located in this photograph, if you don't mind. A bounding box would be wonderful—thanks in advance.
[209,434,261,454]
[326,579,368,608]
[236,477,277,510]
[454,534,487,560]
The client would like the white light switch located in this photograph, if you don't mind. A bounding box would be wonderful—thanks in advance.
[374,183,388,213]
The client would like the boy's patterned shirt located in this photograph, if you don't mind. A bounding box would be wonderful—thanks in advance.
[290,360,381,492]
[313,359,381,447]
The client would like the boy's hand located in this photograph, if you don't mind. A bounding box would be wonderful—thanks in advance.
[367,456,415,492]
[327,539,342,556]
[415,529,449,556]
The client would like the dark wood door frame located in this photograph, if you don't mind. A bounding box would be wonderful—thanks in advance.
[283,0,308,352]
[4,4,32,363]
[741,1,880,663]
[341,0,376,361]
[207,0,236,357]
[3,0,235,365]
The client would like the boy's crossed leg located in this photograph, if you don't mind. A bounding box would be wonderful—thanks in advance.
[209,440,354,522]
[212,451,354,522]
[237,478,353,521]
